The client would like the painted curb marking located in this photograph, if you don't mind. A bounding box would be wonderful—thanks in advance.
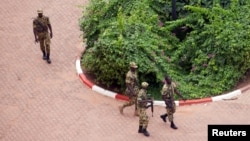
[76,56,249,107]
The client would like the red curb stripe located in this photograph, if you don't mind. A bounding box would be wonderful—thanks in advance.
[79,73,94,88]
[240,85,250,93]
[76,53,248,106]
[115,94,129,101]
[179,98,212,106]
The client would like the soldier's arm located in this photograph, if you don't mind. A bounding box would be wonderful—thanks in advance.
[126,83,135,95]
[48,24,52,38]
[33,20,38,42]
[33,28,37,40]
[134,77,139,86]
[126,72,135,95]
[47,17,53,38]
[175,88,186,100]
[161,86,168,100]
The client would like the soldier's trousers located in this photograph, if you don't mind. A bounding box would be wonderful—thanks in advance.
[139,108,148,129]
[122,96,137,108]
[165,102,176,122]
[38,32,51,54]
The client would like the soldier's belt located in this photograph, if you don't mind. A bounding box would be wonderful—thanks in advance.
[40,30,48,32]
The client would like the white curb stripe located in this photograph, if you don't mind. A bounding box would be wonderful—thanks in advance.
[92,85,105,95]
[92,85,116,98]
[153,100,179,107]
[175,101,179,106]
[76,59,83,74]
[153,100,165,106]
[211,89,241,102]
[102,90,117,99]
[76,55,247,106]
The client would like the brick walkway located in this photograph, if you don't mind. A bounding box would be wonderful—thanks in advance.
[0,0,250,141]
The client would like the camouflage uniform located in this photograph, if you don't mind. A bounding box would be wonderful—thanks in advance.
[119,62,139,116]
[33,9,52,64]
[161,83,177,122]
[160,76,185,129]
[137,82,150,137]
[123,70,139,106]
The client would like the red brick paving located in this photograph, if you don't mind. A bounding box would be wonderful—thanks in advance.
[0,0,250,141]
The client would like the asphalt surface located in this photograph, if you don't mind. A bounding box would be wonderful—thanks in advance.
[0,0,250,141]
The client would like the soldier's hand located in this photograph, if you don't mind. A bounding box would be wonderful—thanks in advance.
[50,32,53,38]
[35,38,38,43]
[132,92,136,96]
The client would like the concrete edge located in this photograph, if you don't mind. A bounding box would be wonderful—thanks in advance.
[76,55,250,107]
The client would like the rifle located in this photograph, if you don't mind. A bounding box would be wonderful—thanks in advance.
[146,94,154,117]
[138,95,154,117]
[162,84,175,109]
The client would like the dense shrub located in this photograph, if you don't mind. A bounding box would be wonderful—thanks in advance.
[79,0,250,100]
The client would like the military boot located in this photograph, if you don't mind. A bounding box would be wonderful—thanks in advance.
[160,114,168,122]
[138,126,143,133]
[119,106,124,114]
[42,51,46,60]
[142,128,150,137]
[170,121,178,129]
[46,53,51,64]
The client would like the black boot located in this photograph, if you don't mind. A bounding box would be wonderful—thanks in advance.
[46,53,51,64]
[42,51,46,60]
[138,126,143,133]
[170,121,178,129]
[160,114,168,122]
[142,128,150,137]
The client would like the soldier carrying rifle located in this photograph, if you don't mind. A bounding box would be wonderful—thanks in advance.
[137,82,153,137]
[160,75,186,129]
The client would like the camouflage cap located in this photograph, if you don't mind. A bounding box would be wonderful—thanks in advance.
[141,82,149,88]
[130,62,138,68]
[37,9,43,13]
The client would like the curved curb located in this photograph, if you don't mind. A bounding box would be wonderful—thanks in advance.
[76,56,250,107]
[76,56,129,101]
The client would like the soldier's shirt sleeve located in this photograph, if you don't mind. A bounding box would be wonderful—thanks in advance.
[161,84,168,95]
[172,83,178,92]
[137,90,143,101]
[33,19,37,29]
[46,17,51,25]
[172,82,177,88]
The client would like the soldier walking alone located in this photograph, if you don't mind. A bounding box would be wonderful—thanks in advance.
[160,75,186,129]
[33,9,53,64]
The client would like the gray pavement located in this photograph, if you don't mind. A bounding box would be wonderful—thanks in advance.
[0,0,250,141]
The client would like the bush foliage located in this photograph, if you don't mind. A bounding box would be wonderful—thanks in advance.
[79,0,250,99]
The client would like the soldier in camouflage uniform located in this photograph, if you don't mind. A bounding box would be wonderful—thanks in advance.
[119,62,140,116]
[33,9,53,64]
[160,76,186,129]
[137,82,151,137]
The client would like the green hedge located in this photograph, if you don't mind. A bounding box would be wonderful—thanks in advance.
[79,0,250,100]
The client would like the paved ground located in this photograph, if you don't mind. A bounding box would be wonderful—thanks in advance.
[0,0,250,141]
